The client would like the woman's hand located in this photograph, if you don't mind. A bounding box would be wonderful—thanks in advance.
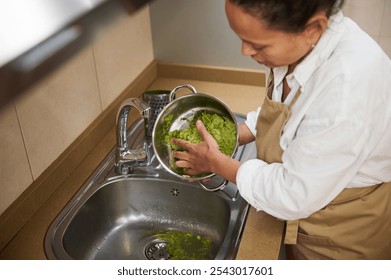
[171,120,241,183]
[171,120,220,176]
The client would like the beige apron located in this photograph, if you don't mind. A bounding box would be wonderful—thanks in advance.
[255,73,391,259]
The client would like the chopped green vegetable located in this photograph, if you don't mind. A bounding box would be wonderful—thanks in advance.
[162,111,236,175]
[157,230,212,260]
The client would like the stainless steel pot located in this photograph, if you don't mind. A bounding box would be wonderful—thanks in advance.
[152,84,238,191]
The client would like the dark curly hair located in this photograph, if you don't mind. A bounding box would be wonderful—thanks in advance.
[229,0,344,33]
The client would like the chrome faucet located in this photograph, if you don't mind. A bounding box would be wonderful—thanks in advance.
[115,98,151,174]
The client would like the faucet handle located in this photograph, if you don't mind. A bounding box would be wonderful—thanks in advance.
[115,97,151,175]
[117,98,150,121]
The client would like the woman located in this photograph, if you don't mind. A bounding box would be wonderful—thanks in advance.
[172,0,391,259]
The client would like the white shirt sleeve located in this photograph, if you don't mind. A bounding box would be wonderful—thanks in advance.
[244,107,261,137]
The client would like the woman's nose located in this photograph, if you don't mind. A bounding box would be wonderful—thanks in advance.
[241,41,257,56]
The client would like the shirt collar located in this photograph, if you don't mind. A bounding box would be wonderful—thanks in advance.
[271,11,346,88]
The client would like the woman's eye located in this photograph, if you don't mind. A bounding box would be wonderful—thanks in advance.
[254,45,265,51]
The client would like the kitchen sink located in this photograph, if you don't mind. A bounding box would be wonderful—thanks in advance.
[44,113,255,260]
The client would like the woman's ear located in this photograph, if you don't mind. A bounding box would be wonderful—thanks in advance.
[304,11,329,45]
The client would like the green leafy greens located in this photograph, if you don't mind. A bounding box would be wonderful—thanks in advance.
[157,230,212,260]
[162,111,236,175]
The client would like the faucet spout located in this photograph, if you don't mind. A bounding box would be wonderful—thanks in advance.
[115,98,151,174]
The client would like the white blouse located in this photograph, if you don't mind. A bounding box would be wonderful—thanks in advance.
[236,11,391,220]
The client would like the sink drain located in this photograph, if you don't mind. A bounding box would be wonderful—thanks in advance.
[145,240,169,260]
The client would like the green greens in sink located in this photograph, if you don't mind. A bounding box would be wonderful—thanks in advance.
[157,230,212,260]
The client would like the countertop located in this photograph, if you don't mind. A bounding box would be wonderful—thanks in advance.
[0,77,284,260]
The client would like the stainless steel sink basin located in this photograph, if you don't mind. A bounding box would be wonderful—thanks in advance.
[61,178,235,260]
[45,113,255,260]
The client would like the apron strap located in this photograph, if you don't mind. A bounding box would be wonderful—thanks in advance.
[266,71,274,99]
[284,220,299,244]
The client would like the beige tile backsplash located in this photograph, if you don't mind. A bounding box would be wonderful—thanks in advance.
[0,104,33,215]
[94,8,154,109]
[0,6,154,215]
[15,47,101,180]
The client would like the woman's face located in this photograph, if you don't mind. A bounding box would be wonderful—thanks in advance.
[225,0,314,68]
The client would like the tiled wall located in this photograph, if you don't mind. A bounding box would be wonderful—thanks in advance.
[0,7,154,215]
[343,0,391,57]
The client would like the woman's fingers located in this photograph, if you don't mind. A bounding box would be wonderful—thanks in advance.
[170,120,218,176]
[172,150,188,160]
[171,138,193,151]
[195,120,213,143]
[175,158,191,169]
[196,120,220,149]
[173,158,199,177]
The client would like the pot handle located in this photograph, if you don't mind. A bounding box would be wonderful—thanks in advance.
[198,178,228,192]
[169,84,197,102]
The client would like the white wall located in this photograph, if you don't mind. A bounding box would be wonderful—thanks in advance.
[150,0,260,70]
[343,0,391,57]
[150,0,391,69]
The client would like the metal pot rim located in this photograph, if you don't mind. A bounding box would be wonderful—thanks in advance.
[152,92,239,181]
